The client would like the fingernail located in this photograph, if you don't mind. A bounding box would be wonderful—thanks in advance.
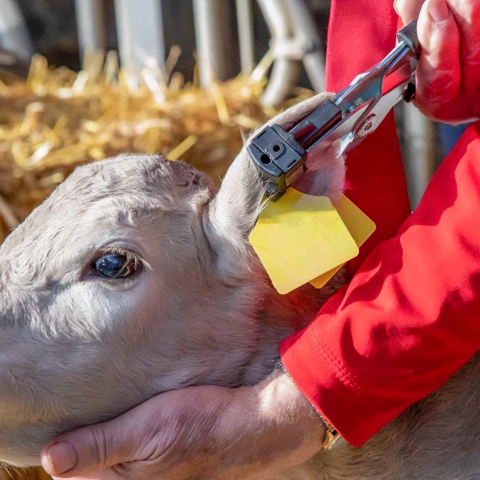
[427,0,450,23]
[44,441,78,474]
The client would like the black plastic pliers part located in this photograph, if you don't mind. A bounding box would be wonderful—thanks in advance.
[248,20,421,200]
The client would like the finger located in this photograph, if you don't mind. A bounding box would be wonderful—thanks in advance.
[395,0,425,24]
[415,0,461,117]
[447,0,480,100]
[40,415,141,478]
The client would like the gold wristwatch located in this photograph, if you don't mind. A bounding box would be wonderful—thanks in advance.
[320,417,342,449]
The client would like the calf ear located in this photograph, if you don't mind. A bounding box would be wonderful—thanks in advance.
[207,149,264,240]
[205,91,346,281]
[269,92,345,200]
[208,92,343,239]
[203,148,264,278]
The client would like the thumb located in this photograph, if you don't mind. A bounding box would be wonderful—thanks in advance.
[395,0,424,24]
[41,415,138,478]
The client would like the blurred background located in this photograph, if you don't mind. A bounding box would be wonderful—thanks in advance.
[8,0,330,82]
[0,1,454,228]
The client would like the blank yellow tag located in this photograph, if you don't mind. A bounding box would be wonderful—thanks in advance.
[249,188,359,294]
[309,194,376,288]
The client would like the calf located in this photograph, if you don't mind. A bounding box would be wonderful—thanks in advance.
[0,93,478,479]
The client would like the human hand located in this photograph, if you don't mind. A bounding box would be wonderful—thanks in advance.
[395,0,480,123]
[40,371,326,480]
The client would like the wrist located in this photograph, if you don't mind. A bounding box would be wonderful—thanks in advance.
[259,370,327,448]
[274,356,342,450]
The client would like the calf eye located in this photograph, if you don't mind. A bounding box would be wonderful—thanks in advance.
[93,253,138,279]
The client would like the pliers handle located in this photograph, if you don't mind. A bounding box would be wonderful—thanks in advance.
[248,20,421,200]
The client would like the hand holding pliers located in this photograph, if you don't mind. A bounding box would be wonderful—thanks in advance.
[248,21,421,200]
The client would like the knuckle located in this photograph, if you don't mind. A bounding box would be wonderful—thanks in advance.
[464,1,480,24]
[87,427,109,468]
[463,49,480,69]
[421,69,457,100]
[457,3,480,68]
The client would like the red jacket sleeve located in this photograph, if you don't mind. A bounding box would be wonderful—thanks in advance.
[324,0,411,274]
[280,122,480,447]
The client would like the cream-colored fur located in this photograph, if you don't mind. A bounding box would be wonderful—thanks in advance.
[0,92,478,479]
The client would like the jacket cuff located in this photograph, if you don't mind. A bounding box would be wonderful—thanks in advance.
[279,319,371,447]
[280,122,480,447]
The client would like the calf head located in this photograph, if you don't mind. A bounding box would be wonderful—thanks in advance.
[0,93,345,466]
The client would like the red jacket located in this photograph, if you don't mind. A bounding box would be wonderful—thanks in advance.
[279,0,480,447]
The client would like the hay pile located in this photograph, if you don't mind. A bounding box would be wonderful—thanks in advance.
[0,53,311,479]
[0,467,50,480]
[0,51,311,242]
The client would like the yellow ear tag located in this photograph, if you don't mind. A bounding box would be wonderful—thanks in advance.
[309,194,376,289]
[249,188,360,295]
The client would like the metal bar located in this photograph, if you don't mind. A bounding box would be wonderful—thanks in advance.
[193,0,226,87]
[402,102,436,208]
[0,0,33,61]
[257,0,301,107]
[261,58,301,108]
[236,0,255,73]
[257,0,290,51]
[285,0,325,93]
[114,0,165,70]
[75,0,106,60]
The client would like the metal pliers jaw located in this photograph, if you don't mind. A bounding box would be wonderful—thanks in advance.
[248,20,421,200]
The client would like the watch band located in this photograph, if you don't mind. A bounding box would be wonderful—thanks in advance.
[319,416,342,449]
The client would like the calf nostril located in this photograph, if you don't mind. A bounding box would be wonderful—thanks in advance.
[191,174,200,185]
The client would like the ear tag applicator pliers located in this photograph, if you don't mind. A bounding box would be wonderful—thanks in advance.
[248,21,421,295]
[248,20,421,201]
